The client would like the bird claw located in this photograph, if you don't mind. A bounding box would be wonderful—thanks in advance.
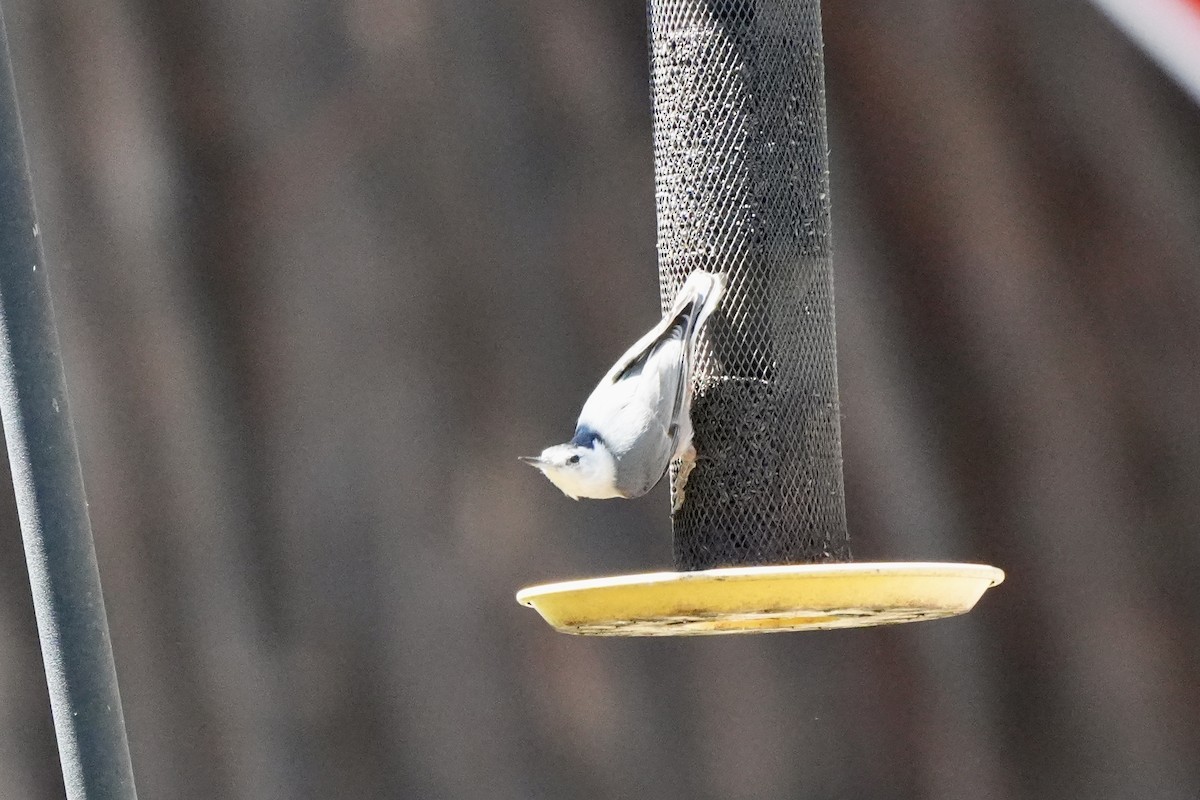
[671,445,698,515]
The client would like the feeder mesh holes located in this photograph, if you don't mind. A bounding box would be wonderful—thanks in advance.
[650,0,852,569]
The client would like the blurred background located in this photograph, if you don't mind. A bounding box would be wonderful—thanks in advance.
[0,0,1198,797]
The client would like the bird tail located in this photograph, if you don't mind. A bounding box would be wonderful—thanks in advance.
[669,270,726,343]
[604,270,726,385]
[663,270,725,456]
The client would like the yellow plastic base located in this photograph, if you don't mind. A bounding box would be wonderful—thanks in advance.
[516,562,1004,636]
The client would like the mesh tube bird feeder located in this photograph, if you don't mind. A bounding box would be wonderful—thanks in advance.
[518,0,1002,635]
[653,0,848,570]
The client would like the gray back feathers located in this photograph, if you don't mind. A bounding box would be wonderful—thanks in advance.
[577,271,725,497]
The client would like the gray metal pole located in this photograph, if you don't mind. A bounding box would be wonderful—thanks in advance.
[649,0,851,569]
[0,7,137,799]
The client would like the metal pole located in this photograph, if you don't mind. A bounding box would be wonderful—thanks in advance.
[0,7,137,799]
[649,0,851,569]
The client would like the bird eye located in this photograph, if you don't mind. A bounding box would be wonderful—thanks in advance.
[568,455,581,465]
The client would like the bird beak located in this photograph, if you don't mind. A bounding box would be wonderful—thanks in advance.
[518,456,546,468]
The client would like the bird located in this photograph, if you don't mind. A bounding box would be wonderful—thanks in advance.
[521,270,726,512]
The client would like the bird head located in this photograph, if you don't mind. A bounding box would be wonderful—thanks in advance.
[520,441,620,500]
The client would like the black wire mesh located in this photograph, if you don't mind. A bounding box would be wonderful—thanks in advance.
[650,0,851,570]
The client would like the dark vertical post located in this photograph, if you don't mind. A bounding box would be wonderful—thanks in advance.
[649,0,851,569]
[0,7,137,799]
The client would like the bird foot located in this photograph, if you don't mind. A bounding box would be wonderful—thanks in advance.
[671,445,698,515]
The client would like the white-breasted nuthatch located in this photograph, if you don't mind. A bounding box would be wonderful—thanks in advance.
[521,270,726,511]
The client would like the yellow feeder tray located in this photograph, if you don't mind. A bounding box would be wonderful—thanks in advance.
[516,562,1004,636]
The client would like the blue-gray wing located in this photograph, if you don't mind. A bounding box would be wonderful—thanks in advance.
[576,271,725,497]
[578,331,685,497]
